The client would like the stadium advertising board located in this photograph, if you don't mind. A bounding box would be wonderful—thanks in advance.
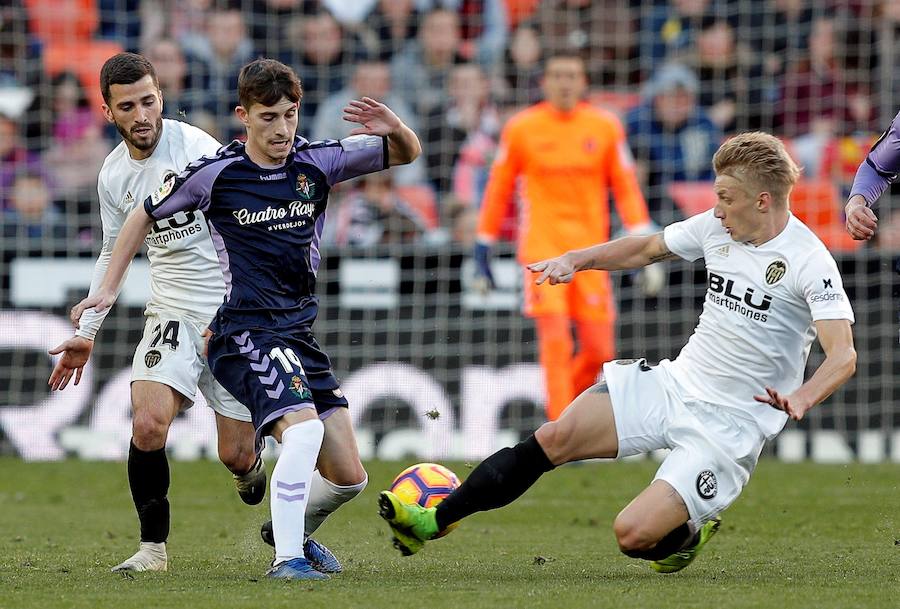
[2,308,897,464]
[1,252,896,462]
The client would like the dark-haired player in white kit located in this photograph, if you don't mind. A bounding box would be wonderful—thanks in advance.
[379,132,857,574]
[48,53,265,573]
[72,58,422,580]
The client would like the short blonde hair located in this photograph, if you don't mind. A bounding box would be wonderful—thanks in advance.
[712,132,801,204]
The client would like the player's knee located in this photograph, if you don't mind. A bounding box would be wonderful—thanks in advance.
[535,415,590,465]
[132,409,171,450]
[613,513,655,555]
[534,421,566,465]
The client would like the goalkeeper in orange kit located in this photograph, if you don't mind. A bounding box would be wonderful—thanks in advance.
[474,54,658,421]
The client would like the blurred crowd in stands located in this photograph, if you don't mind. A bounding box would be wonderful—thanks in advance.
[1,0,899,258]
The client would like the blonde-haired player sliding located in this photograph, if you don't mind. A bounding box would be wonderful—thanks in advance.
[380,132,857,574]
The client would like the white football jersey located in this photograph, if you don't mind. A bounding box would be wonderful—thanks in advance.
[662,209,855,438]
[77,119,224,339]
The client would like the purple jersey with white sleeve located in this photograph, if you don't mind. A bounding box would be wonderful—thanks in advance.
[849,109,900,206]
[144,134,387,331]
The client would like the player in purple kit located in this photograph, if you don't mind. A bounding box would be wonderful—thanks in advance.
[71,58,422,580]
[845,109,900,241]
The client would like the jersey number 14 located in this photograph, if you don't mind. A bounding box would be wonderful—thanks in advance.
[149,321,180,351]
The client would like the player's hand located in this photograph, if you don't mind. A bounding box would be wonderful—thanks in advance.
[845,195,877,240]
[528,253,576,285]
[47,336,93,390]
[637,262,665,297]
[70,290,117,328]
[343,97,402,137]
[472,241,495,293]
[753,386,810,421]
[202,328,212,359]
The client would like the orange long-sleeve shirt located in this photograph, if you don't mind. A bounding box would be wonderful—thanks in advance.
[477,101,650,263]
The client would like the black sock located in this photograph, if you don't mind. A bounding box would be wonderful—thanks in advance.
[435,435,555,531]
[622,523,698,561]
[128,441,170,543]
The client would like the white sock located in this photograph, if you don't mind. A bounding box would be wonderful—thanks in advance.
[305,471,368,538]
[271,419,324,565]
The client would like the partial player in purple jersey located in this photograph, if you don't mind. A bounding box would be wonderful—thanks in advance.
[845,109,900,240]
[71,59,422,580]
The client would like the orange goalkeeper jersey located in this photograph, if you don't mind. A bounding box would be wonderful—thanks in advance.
[477,101,650,263]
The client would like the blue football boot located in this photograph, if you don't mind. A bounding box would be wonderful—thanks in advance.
[260,521,341,574]
[266,557,329,580]
[304,538,342,574]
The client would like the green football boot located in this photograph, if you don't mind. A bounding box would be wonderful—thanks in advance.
[377,491,440,556]
[651,517,721,574]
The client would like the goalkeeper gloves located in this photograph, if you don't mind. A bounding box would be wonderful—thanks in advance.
[637,262,665,297]
[472,240,495,292]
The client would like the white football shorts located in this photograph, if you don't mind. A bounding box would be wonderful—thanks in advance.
[603,358,766,527]
[131,313,252,422]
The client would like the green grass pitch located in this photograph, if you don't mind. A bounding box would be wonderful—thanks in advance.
[1,458,898,609]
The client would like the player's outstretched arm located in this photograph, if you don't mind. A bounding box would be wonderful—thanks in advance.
[527,232,677,285]
[754,319,856,421]
[846,110,900,239]
[70,205,154,327]
[342,97,421,165]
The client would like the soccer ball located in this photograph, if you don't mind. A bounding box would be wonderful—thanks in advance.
[389,462,461,536]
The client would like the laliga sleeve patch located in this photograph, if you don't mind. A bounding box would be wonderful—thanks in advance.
[696,470,718,500]
[149,172,177,208]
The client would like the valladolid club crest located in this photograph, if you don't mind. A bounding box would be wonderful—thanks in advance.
[295,174,315,200]
[290,375,312,400]
[765,259,787,285]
